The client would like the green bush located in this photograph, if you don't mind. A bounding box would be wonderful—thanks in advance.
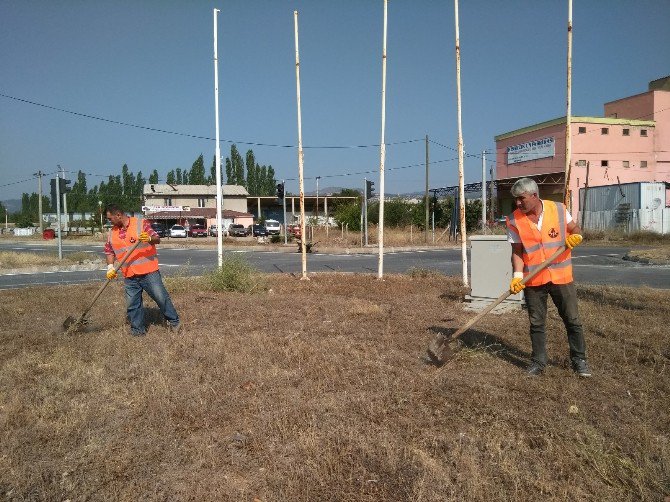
[208,254,266,293]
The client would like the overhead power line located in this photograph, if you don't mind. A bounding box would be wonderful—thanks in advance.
[0,92,421,150]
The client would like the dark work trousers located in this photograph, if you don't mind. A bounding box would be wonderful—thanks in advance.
[523,281,586,367]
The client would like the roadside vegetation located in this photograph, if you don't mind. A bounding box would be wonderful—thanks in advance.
[0,250,100,269]
[1,273,667,500]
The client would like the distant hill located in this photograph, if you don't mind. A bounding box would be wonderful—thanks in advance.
[303,186,360,196]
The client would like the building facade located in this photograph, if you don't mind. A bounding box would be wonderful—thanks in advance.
[494,77,670,223]
[143,184,249,214]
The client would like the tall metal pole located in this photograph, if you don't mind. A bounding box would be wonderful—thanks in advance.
[294,10,308,280]
[489,163,495,223]
[60,165,68,231]
[315,176,320,223]
[213,8,224,267]
[454,0,468,286]
[282,179,287,245]
[481,151,487,232]
[377,0,388,279]
[34,170,43,232]
[581,161,590,230]
[563,0,573,210]
[364,178,368,246]
[425,135,429,243]
[55,175,62,259]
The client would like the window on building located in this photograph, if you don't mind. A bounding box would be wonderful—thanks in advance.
[578,126,586,134]
[601,160,608,168]
[622,161,630,168]
[622,128,630,136]
[576,160,587,167]
[601,127,609,135]
[640,129,648,137]
[164,197,172,206]
[198,197,206,208]
[640,161,648,168]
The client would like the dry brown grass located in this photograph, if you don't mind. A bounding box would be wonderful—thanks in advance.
[0,274,668,501]
[0,250,101,269]
[299,225,461,249]
[625,247,670,265]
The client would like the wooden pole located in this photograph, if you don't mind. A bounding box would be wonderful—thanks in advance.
[454,0,468,286]
[377,0,388,279]
[212,8,224,267]
[563,0,573,210]
[294,11,308,280]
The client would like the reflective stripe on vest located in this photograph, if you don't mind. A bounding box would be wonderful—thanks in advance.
[109,216,159,278]
[507,200,573,286]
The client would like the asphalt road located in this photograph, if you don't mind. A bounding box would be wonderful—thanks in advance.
[1,241,669,290]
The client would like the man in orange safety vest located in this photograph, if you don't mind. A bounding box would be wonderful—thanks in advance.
[104,204,180,336]
[506,178,590,377]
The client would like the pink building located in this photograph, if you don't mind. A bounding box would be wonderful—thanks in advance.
[494,77,670,222]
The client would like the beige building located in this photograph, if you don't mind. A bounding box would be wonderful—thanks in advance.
[143,184,249,213]
[142,184,253,229]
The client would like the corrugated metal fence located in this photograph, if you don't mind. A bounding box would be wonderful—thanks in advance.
[582,208,670,234]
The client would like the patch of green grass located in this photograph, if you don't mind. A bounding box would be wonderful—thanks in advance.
[407,267,443,279]
[207,254,266,293]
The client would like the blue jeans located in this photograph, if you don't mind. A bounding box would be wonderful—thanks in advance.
[523,281,586,367]
[124,270,179,335]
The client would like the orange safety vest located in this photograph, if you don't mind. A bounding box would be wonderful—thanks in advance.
[506,200,573,286]
[108,216,159,278]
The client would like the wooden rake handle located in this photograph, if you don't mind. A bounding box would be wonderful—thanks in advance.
[425,245,570,363]
[77,240,143,322]
[449,245,569,340]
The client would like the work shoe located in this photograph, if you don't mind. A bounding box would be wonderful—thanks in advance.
[572,358,592,378]
[168,322,182,334]
[526,362,545,376]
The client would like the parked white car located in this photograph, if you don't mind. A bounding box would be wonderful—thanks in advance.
[169,224,187,238]
[265,219,281,235]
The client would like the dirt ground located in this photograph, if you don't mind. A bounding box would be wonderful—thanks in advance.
[0,273,668,501]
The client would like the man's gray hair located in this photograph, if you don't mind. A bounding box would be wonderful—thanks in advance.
[511,178,539,197]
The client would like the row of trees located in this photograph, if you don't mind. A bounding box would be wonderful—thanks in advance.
[163,146,277,196]
[12,146,277,224]
[333,195,484,232]
[225,145,277,196]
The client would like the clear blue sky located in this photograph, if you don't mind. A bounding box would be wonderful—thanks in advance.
[1,0,668,203]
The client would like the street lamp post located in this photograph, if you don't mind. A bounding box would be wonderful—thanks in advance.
[98,200,102,228]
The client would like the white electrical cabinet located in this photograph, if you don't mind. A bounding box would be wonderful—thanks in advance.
[468,234,523,307]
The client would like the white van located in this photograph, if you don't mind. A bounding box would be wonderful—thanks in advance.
[265,219,281,235]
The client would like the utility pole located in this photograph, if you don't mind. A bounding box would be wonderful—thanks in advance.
[425,135,429,243]
[34,170,43,232]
